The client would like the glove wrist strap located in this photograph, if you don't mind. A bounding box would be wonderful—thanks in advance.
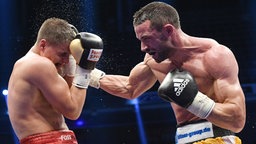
[187,92,215,119]
[72,65,91,89]
[89,68,105,89]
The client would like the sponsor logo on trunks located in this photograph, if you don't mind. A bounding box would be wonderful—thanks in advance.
[177,127,211,140]
[173,78,190,96]
[175,122,214,143]
[60,135,72,141]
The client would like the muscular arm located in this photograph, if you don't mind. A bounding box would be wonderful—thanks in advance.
[100,61,157,99]
[205,45,246,133]
[208,78,245,133]
[30,59,86,120]
[63,75,73,87]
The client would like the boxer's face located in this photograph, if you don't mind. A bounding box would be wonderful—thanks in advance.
[40,41,70,69]
[134,20,170,63]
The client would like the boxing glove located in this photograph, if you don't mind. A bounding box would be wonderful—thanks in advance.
[158,69,215,119]
[68,24,79,36]
[89,68,105,89]
[70,32,103,69]
[70,32,103,88]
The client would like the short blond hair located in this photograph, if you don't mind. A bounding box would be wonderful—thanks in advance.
[36,17,76,46]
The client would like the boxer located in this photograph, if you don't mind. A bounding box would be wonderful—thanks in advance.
[8,17,103,143]
[88,2,245,143]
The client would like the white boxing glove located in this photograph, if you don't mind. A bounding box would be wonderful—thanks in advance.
[89,68,105,89]
[63,55,76,77]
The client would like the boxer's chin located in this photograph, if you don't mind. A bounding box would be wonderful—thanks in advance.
[57,67,64,76]
[55,63,62,69]
[55,64,63,73]
[153,54,165,63]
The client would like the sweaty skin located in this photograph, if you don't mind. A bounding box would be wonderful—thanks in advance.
[98,20,245,133]
[8,43,86,140]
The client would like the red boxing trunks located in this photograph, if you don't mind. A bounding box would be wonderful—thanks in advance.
[20,130,78,144]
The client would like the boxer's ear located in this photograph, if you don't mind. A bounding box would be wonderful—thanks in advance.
[39,39,46,50]
[162,24,174,36]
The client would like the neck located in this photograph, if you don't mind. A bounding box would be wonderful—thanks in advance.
[173,29,193,48]
[170,50,192,68]
[29,44,40,54]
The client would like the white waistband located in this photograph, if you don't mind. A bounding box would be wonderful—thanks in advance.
[175,121,214,144]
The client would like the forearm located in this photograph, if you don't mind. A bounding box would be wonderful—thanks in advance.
[206,102,245,133]
[187,92,245,133]
[90,62,156,99]
[62,30,103,119]
[55,78,87,120]
[67,86,87,120]
[208,80,246,132]
[100,75,138,99]
[63,75,74,87]
[63,65,91,120]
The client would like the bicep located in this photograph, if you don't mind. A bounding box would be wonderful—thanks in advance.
[210,77,246,131]
[214,77,245,106]
[128,62,157,96]
[209,57,245,131]
[101,62,157,99]
[204,46,246,131]
[208,46,244,103]
[31,63,71,111]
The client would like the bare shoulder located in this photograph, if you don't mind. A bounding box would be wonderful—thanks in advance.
[204,43,238,78]
[14,53,57,83]
[206,42,234,59]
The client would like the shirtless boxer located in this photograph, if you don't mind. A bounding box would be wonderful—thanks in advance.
[89,2,245,144]
[8,18,103,144]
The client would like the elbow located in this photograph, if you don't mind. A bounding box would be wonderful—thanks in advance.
[65,112,80,120]
[62,106,81,120]
[229,108,246,133]
[231,123,244,133]
[127,96,137,100]
[231,115,246,133]
[126,93,140,100]
[67,115,80,120]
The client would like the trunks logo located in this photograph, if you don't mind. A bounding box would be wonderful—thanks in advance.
[60,134,72,141]
[87,49,103,62]
[173,78,190,96]
[177,127,211,140]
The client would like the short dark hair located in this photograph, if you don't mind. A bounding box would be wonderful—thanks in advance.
[133,2,180,31]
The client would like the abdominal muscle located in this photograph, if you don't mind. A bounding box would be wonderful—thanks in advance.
[13,112,68,140]
[8,86,68,140]
[171,103,201,125]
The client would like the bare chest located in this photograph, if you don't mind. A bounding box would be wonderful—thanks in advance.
[148,59,214,94]
[147,59,216,124]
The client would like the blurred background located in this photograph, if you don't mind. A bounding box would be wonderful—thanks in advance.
[0,0,256,143]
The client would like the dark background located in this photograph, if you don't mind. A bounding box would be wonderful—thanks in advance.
[0,0,256,143]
